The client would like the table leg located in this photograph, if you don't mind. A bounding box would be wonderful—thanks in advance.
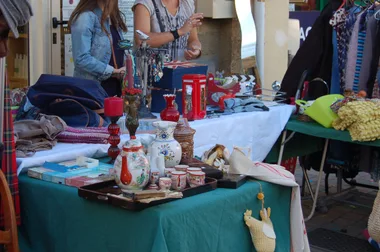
[277,130,287,165]
[305,139,329,222]
[302,165,315,202]
[337,167,343,193]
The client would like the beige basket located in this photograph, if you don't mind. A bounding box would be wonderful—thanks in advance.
[368,182,380,242]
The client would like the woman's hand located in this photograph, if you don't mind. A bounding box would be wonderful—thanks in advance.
[184,45,201,60]
[112,66,126,79]
[178,13,204,36]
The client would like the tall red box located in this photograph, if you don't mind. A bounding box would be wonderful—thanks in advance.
[182,74,207,120]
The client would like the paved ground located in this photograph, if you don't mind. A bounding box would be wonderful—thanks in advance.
[294,166,378,251]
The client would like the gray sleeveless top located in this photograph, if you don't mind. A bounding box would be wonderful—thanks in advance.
[132,0,195,61]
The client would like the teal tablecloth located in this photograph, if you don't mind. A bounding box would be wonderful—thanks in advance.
[18,175,291,252]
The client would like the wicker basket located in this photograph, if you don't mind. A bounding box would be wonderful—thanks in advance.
[368,182,380,242]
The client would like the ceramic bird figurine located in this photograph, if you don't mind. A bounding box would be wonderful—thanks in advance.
[244,208,276,252]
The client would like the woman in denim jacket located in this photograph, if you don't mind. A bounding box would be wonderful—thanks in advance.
[69,0,127,97]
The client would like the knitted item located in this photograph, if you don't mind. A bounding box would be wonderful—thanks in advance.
[244,209,276,252]
[333,101,380,141]
[368,182,380,243]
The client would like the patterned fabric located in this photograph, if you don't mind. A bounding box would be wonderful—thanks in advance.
[1,72,20,226]
[337,8,358,92]
[353,31,366,92]
[132,0,195,60]
[56,126,109,144]
[281,157,298,175]
[345,10,364,91]
[330,8,345,26]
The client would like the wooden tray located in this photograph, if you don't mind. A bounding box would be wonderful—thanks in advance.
[217,174,247,189]
[78,177,217,211]
[183,158,247,189]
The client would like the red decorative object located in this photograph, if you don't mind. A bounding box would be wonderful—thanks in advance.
[281,157,297,174]
[182,74,207,121]
[123,87,142,96]
[104,97,123,117]
[107,116,121,162]
[206,73,241,106]
[160,94,180,122]
[218,93,236,111]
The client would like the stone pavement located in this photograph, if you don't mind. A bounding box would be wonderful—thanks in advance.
[294,166,378,251]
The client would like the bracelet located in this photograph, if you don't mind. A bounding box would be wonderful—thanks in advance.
[170,29,180,40]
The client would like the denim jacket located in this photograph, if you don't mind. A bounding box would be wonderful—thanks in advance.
[70,8,124,82]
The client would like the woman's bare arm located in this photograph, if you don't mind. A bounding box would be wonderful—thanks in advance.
[133,4,203,48]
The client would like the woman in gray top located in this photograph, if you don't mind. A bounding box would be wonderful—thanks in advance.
[133,0,203,61]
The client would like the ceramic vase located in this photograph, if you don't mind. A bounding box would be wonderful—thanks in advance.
[114,138,150,191]
[149,121,182,168]
[124,94,139,138]
[160,94,180,122]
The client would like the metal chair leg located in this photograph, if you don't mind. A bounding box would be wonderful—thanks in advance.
[305,139,329,222]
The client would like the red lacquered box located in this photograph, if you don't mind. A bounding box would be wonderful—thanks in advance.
[182,74,207,120]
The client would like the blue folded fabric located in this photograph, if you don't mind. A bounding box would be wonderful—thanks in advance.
[224,98,269,113]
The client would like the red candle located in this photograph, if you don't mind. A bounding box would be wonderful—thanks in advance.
[104,97,123,117]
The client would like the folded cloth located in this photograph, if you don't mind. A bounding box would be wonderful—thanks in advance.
[56,126,109,144]
[228,147,310,252]
[16,138,57,158]
[13,114,66,157]
[0,0,33,38]
[224,98,269,113]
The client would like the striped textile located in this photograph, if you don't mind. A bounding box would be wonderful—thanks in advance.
[353,9,373,92]
[353,31,367,92]
[56,126,109,144]
[1,72,20,226]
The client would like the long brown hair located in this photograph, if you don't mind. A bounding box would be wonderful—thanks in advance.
[68,0,127,34]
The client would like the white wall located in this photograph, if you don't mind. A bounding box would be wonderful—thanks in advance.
[29,0,52,84]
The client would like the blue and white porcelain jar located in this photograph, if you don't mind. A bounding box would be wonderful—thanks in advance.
[149,121,182,168]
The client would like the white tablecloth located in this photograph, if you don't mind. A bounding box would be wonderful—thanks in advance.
[16,105,294,174]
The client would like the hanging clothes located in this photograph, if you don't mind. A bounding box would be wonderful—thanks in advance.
[279,0,342,100]
[331,29,341,94]
[345,10,365,91]
[367,14,380,98]
[359,7,379,91]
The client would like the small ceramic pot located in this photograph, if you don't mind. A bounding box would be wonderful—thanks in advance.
[148,171,160,190]
[186,167,202,183]
[175,164,189,172]
[171,171,187,191]
[188,171,206,188]
[164,168,176,178]
[159,177,172,191]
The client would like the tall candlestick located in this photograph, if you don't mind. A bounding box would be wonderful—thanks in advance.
[126,54,134,89]
[104,97,123,117]
[107,116,121,163]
